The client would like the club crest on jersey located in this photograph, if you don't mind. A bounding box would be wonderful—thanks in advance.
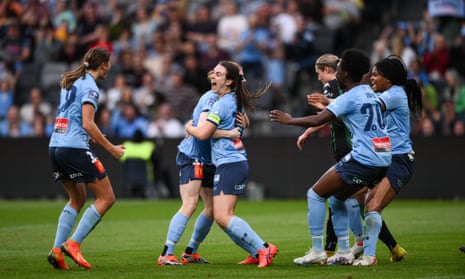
[88,90,99,100]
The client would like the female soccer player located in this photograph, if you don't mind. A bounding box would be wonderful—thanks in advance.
[353,56,422,266]
[47,47,125,270]
[269,48,391,266]
[185,60,278,268]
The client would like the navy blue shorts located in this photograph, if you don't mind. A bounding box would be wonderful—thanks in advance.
[335,153,388,188]
[177,152,215,188]
[49,147,107,183]
[213,161,248,196]
[386,152,415,193]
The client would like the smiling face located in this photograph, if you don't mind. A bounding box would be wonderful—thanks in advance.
[370,66,391,92]
[210,64,232,95]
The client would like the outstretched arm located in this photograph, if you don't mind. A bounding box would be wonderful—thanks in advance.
[269,109,333,127]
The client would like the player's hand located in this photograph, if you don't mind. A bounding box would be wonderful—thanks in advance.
[296,134,308,151]
[269,109,292,124]
[236,112,249,128]
[184,119,194,134]
[229,127,241,140]
[111,144,126,159]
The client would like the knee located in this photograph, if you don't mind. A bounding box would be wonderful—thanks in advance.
[69,197,86,211]
[213,213,229,229]
[180,200,199,217]
[102,193,116,210]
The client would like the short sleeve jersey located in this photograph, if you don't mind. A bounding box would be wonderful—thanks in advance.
[206,93,246,166]
[326,84,391,167]
[178,90,218,165]
[377,85,412,154]
[49,73,99,149]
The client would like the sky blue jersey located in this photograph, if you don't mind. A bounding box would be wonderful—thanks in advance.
[178,90,218,165]
[206,93,246,167]
[377,85,412,155]
[326,84,391,167]
[49,73,99,149]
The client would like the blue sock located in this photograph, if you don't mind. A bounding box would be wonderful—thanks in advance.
[224,216,265,257]
[364,211,382,257]
[329,196,350,252]
[53,205,78,247]
[188,213,213,254]
[346,198,363,237]
[71,204,101,243]
[165,212,189,255]
[307,188,326,253]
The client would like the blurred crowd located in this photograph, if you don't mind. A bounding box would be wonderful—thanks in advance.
[0,0,464,138]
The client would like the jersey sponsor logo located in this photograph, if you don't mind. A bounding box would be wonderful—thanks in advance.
[372,136,391,152]
[352,177,367,185]
[234,184,246,191]
[69,172,83,179]
[54,117,69,133]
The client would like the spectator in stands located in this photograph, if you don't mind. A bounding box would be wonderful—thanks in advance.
[270,0,300,46]
[0,77,14,121]
[422,33,450,84]
[33,22,62,68]
[323,0,361,55]
[370,39,391,65]
[75,1,104,51]
[184,4,218,49]
[0,20,32,75]
[133,71,164,117]
[198,33,231,73]
[0,105,33,137]
[113,102,148,139]
[31,111,52,137]
[104,73,128,111]
[55,33,82,65]
[235,13,270,82]
[115,49,146,88]
[95,105,114,138]
[390,22,417,72]
[88,24,113,53]
[147,102,185,138]
[159,68,199,123]
[112,27,137,62]
[19,86,52,126]
[182,54,210,94]
[52,0,77,41]
[450,21,465,81]
[106,4,131,43]
[216,0,248,56]
[131,6,160,51]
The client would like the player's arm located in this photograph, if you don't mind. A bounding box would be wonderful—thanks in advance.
[185,118,216,140]
[269,109,333,127]
[82,103,125,159]
[296,123,329,151]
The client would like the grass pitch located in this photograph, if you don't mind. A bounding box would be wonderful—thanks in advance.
[1,199,464,279]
